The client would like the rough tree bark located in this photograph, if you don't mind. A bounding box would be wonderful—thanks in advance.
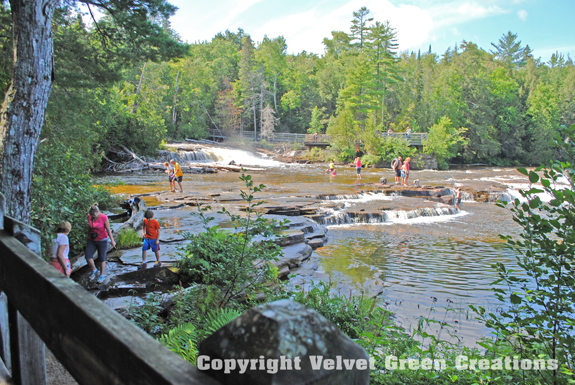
[0,0,57,224]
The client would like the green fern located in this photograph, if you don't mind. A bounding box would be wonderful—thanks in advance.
[204,308,242,337]
[158,323,198,364]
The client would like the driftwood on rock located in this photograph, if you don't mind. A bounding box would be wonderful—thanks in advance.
[101,147,150,173]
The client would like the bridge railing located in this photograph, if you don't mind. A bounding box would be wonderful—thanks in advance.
[210,130,427,146]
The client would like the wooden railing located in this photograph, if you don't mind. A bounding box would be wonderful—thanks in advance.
[0,193,220,385]
[210,130,427,146]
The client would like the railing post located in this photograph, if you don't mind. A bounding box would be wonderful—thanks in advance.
[0,193,46,385]
[0,193,9,374]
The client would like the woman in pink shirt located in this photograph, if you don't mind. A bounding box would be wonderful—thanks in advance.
[355,157,362,179]
[86,204,116,284]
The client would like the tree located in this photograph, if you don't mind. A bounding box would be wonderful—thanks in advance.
[256,36,287,111]
[490,31,533,68]
[308,106,323,134]
[260,104,277,140]
[350,7,372,50]
[423,116,468,169]
[0,0,184,223]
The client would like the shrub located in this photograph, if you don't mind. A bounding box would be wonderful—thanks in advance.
[115,228,142,249]
[177,173,287,308]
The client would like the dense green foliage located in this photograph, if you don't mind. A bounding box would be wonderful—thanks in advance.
[31,141,119,257]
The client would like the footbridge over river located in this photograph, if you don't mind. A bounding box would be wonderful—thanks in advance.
[208,129,427,147]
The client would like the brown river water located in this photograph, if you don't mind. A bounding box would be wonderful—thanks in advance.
[100,147,536,346]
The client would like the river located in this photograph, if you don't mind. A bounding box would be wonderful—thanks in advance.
[104,146,533,346]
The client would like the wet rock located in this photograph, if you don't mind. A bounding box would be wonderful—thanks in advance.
[275,230,305,247]
[199,299,369,385]
[307,239,324,250]
[274,244,313,278]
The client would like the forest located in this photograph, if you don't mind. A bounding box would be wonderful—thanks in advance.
[0,2,574,248]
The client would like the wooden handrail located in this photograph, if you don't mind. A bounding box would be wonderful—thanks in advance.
[0,229,220,385]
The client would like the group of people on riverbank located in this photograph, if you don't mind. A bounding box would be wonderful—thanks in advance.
[51,201,164,283]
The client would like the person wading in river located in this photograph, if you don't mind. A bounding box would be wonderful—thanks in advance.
[401,157,411,186]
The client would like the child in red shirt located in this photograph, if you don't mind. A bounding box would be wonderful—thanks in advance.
[139,210,161,269]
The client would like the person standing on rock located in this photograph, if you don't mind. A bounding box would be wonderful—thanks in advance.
[49,221,72,277]
[164,161,175,192]
[355,157,362,179]
[401,157,411,186]
[392,156,402,184]
[86,204,116,284]
[138,210,161,269]
[171,159,184,193]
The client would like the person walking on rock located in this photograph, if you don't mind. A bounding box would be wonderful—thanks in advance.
[49,221,72,277]
[139,210,161,269]
[86,204,116,284]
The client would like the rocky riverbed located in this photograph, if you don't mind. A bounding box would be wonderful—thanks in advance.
[71,171,510,311]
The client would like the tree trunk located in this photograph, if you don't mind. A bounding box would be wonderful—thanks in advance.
[0,0,57,224]
[172,70,180,126]
[131,62,147,114]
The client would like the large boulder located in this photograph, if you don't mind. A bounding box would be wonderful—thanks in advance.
[199,299,370,385]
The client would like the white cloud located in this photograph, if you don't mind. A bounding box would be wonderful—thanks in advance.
[251,0,433,54]
[517,9,528,21]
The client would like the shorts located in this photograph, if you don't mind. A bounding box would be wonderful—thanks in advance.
[401,171,407,178]
[168,175,174,182]
[455,198,462,205]
[395,169,401,177]
[143,238,160,252]
[356,167,361,174]
[86,239,109,263]
[174,176,183,182]
[49,258,71,276]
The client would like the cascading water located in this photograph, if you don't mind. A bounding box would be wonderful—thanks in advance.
[317,206,459,226]
[202,147,283,167]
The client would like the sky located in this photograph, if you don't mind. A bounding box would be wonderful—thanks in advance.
[168,0,575,62]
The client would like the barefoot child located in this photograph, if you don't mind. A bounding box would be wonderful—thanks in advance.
[139,210,161,269]
[325,162,336,175]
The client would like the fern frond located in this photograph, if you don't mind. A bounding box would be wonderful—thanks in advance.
[204,308,242,336]
[158,322,198,364]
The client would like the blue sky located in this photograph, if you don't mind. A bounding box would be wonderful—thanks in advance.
[168,0,574,62]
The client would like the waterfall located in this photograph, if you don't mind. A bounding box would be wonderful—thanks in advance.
[316,206,458,226]
[177,150,211,162]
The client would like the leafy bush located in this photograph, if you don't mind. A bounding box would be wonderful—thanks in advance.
[31,141,119,258]
[376,135,417,162]
[335,146,356,162]
[115,228,142,249]
[361,154,381,167]
[177,173,287,308]
[423,116,468,169]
